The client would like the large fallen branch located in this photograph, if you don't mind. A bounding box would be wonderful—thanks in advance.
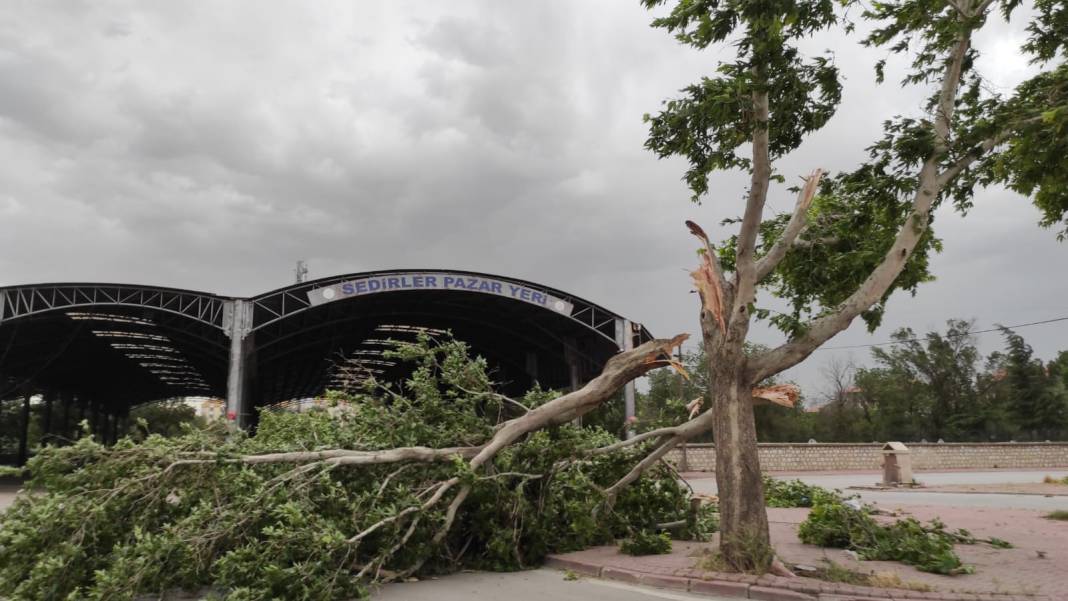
[169,334,688,474]
[2,333,714,601]
[157,334,692,578]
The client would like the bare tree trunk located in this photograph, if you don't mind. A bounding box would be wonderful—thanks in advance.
[707,341,770,570]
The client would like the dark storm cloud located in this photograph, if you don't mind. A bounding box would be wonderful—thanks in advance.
[0,0,1064,395]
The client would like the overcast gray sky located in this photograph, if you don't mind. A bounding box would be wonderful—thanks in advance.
[1,1,1064,398]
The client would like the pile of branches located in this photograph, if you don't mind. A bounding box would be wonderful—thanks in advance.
[0,334,698,600]
[784,479,1011,575]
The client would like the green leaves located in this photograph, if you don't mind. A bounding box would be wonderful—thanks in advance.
[642,0,840,51]
[647,0,1066,350]
[863,0,1068,236]
[948,64,1068,238]
[720,168,941,335]
[0,336,697,601]
[1022,0,1068,62]
[642,0,842,202]
[797,493,977,575]
[619,530,673,555]
[763,475,850,507]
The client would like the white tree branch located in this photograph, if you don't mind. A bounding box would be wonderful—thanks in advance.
[748,29,974,383]
[937,116,1044,187]
[603,407,719,502]
[603,434,684,500]
[732,89,772,324]
[586,426,680,455]
[165,446,483,470]
[754,169,824,282]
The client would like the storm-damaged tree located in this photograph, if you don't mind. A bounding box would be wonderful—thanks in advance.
[639,0,1068,570]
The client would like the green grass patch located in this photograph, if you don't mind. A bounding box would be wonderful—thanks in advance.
[1046,510,1068,520]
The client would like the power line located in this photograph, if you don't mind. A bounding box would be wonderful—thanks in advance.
[816,316,1068,351]
[667,316,1068,353]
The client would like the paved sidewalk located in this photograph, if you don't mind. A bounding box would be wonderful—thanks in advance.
[547,506,1068,601]
[685,470,1068,511]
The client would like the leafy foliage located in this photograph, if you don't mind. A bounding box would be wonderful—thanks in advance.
[638,318,1068,444]
[646,0,1068,334]
[762,476,846,507]
[0,336,696,601]
[128,399,204,438]
[641,0,842,201]
[683,501,721,541]
[798,501,973,575]
[642,0,1067,571]
[795,487,1014,575]
[843,323,1068,442]
[619,530,673,555]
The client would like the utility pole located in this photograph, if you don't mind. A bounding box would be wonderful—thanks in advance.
[294,260,309,284]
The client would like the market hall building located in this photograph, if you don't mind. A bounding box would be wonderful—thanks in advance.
[0,270,650,463]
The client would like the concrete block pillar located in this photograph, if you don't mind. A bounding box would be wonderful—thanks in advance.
[225,299,255,430]
[616,318,636,439]
[61,391,75,441]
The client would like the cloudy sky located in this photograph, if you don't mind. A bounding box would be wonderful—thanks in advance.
[1,1,1064,397]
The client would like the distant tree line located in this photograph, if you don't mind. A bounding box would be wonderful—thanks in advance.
[637,319,1068,443]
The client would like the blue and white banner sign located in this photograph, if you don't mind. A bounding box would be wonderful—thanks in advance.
[306,272,574,316]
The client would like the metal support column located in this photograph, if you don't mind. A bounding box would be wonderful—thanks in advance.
[615,318,636,439]
[61,391,72,441]
[96,407,105,442]
[225,299,255,430]
[524,351,539,386]
[42,390,53,445]
[88,400,98,439]
[564,339,583,427]
[76,395,86,432]
[17,393,31,466]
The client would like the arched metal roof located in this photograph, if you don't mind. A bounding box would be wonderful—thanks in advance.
[0,270,651,426]
[248,269,646,342]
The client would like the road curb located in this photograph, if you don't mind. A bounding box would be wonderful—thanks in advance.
[542,554,1056,601]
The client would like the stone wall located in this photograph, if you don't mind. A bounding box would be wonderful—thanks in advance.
[667,442,1068,472]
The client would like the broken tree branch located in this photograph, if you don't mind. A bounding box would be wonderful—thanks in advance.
[732,88,773,325]
[754,169,824,282]
[748,25,974,383]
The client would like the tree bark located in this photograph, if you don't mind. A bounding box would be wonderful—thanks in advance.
[706,337,770,570]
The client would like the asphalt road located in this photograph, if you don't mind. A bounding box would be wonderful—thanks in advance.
[687,469,1068,511]
[372,569,722,600]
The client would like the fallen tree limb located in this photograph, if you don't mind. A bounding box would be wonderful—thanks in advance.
[163,334,691,566]
[166,334,689,474]
[2,332,702,601]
